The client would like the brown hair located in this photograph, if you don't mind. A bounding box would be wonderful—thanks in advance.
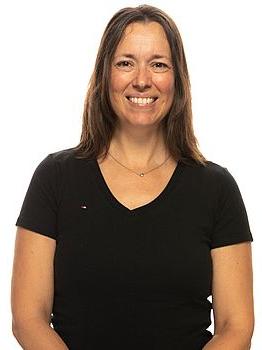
[73,4,208,167]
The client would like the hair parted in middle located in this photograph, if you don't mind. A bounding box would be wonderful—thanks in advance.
[74,4,208,167]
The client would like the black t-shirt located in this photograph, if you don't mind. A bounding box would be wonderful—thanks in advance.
[15,148,253,350]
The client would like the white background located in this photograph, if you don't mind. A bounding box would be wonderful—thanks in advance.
[1,0,261,348]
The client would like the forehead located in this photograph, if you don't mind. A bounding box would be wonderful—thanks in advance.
[114,21,171,58]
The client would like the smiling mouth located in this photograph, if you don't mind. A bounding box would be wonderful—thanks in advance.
[126,96,158,105]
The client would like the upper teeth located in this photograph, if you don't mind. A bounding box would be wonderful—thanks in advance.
[128,97,155,104]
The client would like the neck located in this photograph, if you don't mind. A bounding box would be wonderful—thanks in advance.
[108,125,169,169]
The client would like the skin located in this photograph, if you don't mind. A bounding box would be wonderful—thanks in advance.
[108,21,175,168]
[110,21,174,128]
[203,242,254,349]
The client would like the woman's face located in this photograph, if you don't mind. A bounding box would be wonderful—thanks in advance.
[109,21,175,128]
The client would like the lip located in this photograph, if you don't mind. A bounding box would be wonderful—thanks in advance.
[125,96,158,108]
[126,95,158,99]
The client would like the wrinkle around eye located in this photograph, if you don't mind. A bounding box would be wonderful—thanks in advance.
[115,61,134,68]
[151,62,169,71]
[113,61,173,73]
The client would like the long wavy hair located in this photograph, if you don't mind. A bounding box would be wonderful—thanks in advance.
[73,4,208,167]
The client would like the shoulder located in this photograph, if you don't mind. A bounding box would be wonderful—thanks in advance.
[39,147,92,170]
[197,160,228,176]
[183,159,232,186]
[202,161,248,226]
[181,160,241,203]
[203,161,239,192]
[30,147,85,183]
[48,147,79,164]
[38,147,95,189]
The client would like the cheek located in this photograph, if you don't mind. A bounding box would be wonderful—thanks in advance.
[110,72,129,94]
[109,73,118,94]
[154,74,174,96]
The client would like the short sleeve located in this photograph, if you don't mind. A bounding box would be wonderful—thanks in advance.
[15,154,60,240]
[211,167,253,249]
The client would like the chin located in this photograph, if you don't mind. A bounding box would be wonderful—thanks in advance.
[125,116,161,127]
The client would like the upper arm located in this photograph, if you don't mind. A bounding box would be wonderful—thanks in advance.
[211,241,254,336]
[11,226,56,330]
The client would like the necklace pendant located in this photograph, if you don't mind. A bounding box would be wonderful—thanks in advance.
[139,173,144,177]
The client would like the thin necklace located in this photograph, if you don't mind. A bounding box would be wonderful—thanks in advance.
[108,151,171,177]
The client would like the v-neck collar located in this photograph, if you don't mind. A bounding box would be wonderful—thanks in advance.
[90,158,184,217]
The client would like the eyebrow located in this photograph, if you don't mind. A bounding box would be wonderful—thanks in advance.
[114,54,171,60]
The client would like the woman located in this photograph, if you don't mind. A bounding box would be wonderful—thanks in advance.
[11,5,254,350]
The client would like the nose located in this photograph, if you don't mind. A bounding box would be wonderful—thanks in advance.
[132,65,152,91]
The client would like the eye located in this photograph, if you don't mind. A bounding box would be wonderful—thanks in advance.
[151,62,170,72]
[114,60,134,71]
